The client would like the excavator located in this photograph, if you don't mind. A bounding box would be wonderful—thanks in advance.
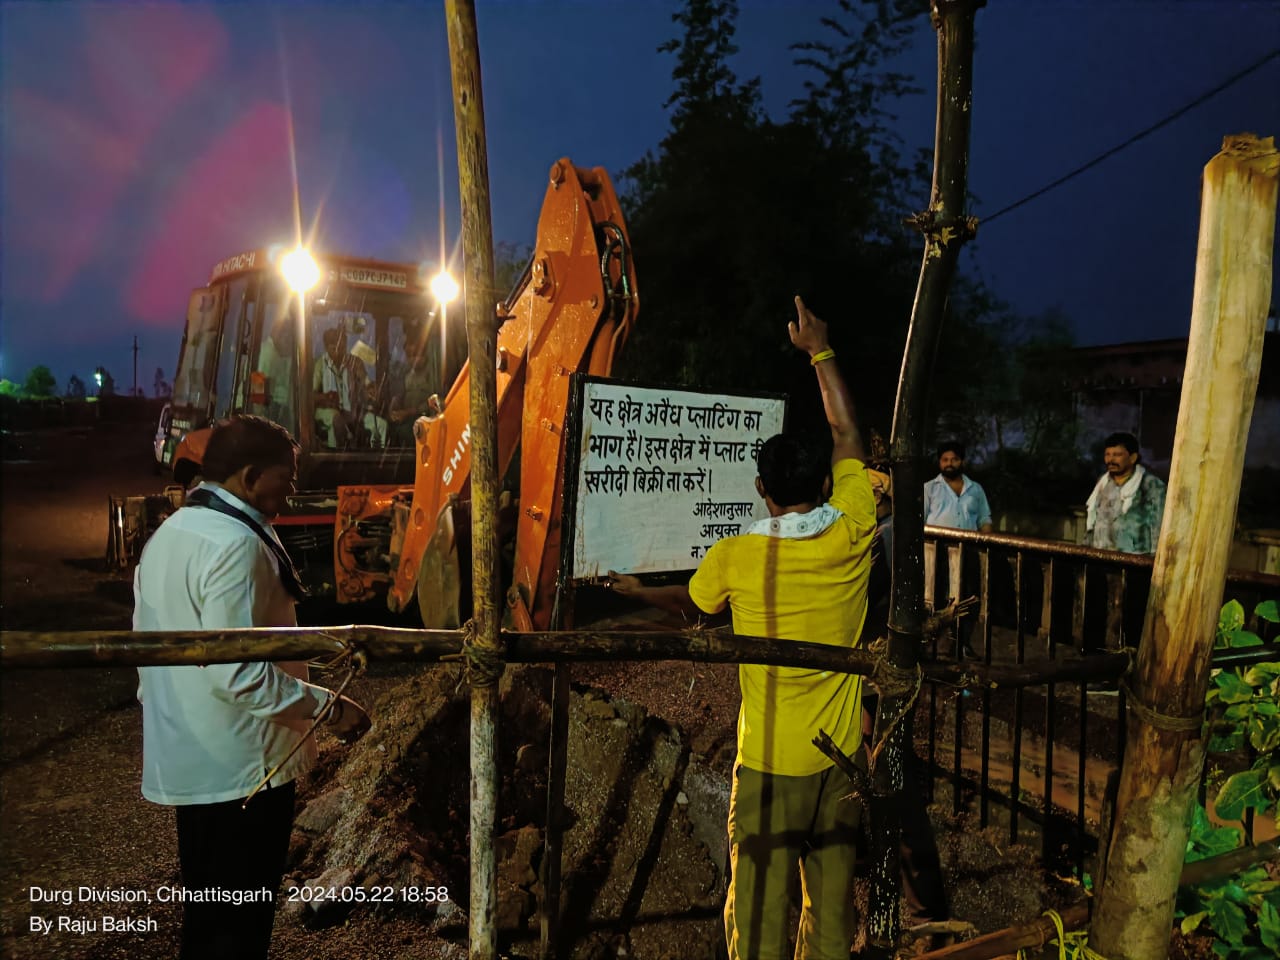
[143,158,637,631]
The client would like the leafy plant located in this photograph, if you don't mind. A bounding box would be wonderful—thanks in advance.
[1177,600,1280,959]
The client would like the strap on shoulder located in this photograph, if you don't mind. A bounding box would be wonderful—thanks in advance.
[185,488,309,602]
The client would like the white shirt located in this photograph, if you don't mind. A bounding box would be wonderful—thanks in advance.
[134,484,329,805]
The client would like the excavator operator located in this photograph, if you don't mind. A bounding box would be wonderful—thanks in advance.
[312,326,366,449]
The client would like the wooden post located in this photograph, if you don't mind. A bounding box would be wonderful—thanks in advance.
[1092,134,1278,960]
[443,2,502,958]
[873,2,983,956]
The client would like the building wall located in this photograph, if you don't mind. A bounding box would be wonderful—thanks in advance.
[1067,332,1280,471]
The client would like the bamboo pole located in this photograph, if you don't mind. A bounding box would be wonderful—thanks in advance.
[1091,134,1278,960]
[0,627,1133,688]
[443,2,501,958]
[873,2,983,955]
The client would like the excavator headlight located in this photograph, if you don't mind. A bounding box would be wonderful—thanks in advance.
[281,248,321,292]
[430,270,460,304]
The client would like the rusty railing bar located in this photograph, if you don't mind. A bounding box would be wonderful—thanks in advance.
[1010,552,1025,847]
[952,542,966,815]
[924,526,1280,585]
[1042,557,1057,867]
[979,547,992,828]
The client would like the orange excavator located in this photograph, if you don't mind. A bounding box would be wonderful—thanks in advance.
[142,158,637,631]
[337,159,637,629]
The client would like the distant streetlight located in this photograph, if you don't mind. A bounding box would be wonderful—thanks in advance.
[429,271,459,387]
[93,369,104,387]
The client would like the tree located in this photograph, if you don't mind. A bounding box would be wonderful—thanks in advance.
[153,368,171,398]
[94,367,116,397]
[23,365,56,398]
[789,0,929,233]
[659,0,760,128]
[618,0,928,438]
[66,375,86,400]
[932,291,1088,512]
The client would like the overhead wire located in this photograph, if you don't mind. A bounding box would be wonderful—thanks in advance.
[981,47,1280,226]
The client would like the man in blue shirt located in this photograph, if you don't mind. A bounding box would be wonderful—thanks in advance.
[923,441,992,533]
[922,441,990,659]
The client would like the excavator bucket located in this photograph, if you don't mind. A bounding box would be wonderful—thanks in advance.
[416,500,463,629]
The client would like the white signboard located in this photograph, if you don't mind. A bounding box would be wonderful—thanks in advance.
[569,380,786,578]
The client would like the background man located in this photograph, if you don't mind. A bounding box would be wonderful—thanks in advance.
[923,441,992,534]
[922,441,990,658]
[312,326,366,448]
[134,415,369,960]
[610,296,876,960]
[389,331,441,447]
[1083,431,1166,554]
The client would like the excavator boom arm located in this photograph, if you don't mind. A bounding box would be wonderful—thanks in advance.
[384,159,638,627]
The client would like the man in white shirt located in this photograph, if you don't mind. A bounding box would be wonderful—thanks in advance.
[134,415,369,960]
[312,326,366,449]
[1083,431,1166,554]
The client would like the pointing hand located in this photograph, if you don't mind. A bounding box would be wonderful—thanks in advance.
[789,296,830,357]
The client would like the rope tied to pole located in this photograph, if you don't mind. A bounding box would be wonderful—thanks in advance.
[1119,679,1205,733]
[866,636,924,768]
[443,618,505,689]
[868,636,921,700]
[1017,908,1110,960]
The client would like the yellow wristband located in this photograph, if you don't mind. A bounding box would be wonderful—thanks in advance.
[810,348,836,366]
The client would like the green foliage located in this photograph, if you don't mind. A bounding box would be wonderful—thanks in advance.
[1178,600,1280,958]
[0,379,21,397]
[1215,599,1266,650]
[23,365,56,397]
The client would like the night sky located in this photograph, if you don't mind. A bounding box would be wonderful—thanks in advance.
[2,1,1277,395]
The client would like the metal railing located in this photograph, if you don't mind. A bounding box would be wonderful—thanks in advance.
[919,525,1280,876]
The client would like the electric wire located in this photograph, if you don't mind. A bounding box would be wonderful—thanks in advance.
[982,47,1280,226]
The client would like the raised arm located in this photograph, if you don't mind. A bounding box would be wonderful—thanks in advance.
[789,296,865,464]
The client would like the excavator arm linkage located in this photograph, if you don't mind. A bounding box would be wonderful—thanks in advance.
[336,159,638,630]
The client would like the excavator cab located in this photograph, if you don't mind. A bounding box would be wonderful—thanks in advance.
[165,249,463,490]
[138,158,635,616]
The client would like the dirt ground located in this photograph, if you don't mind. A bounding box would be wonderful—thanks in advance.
[2,416,1197,960]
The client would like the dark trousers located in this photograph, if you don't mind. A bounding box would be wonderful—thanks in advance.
[174,780,296,960]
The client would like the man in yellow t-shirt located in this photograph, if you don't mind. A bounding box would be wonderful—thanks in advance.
[610,296,876,960]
